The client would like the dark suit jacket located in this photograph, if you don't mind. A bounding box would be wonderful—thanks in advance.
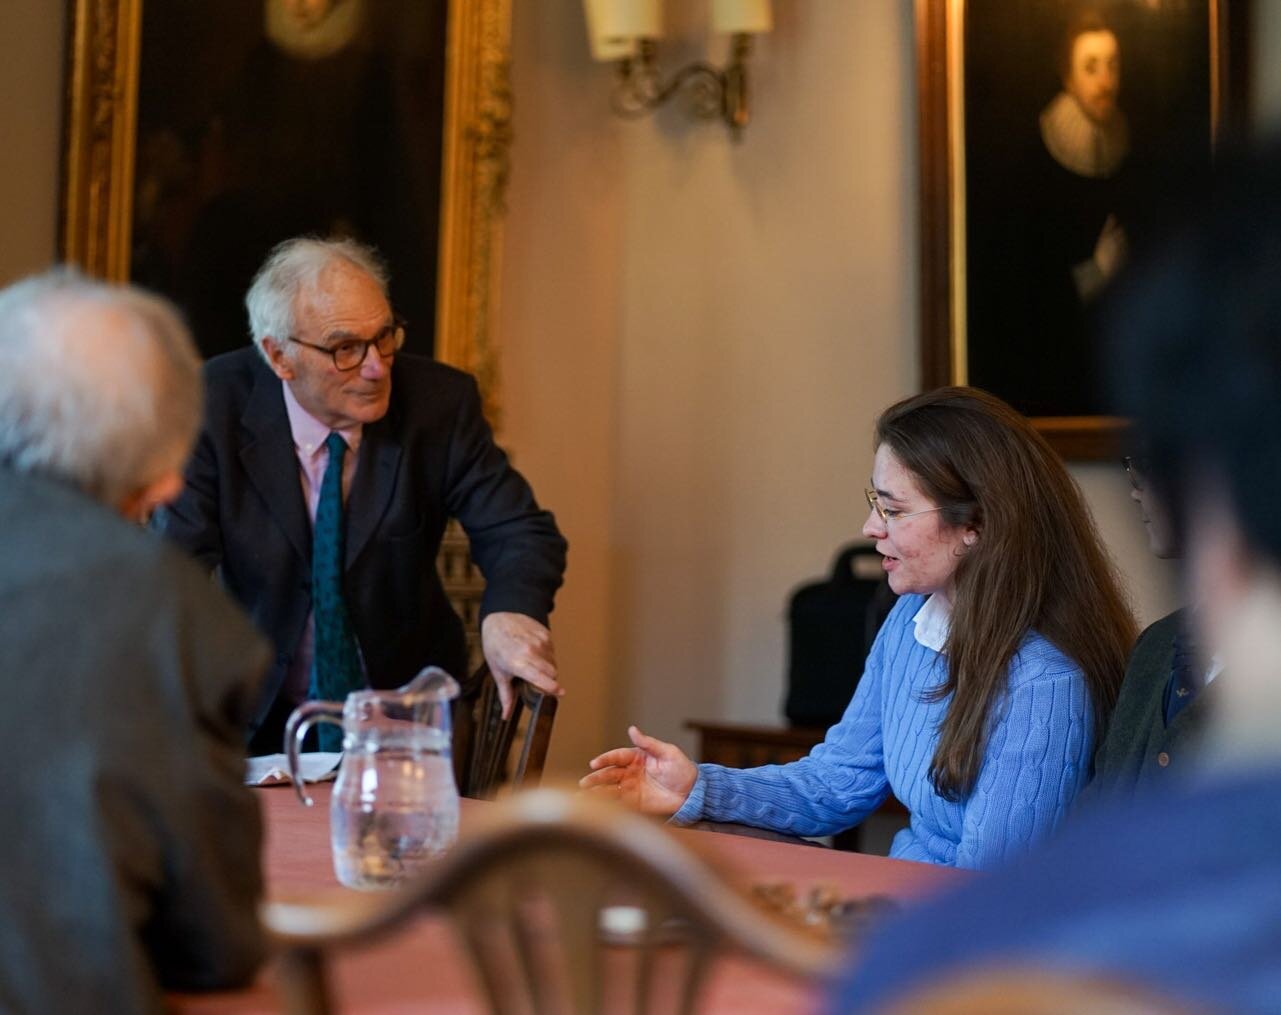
[0,468,269,1014]
[1076,609,1215,807]
[156,349,567,741]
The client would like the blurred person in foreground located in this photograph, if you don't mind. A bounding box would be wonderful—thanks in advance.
[155,236,567,754]
[833,140,1281,1014]
[583,387,1135,870]
[0,271,269,1012]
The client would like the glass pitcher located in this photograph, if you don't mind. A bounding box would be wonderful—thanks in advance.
[285,667,461,890]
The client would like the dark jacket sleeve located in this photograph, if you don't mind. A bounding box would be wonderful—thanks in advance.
[152,423,225,575]
[1076,610,1181,808]
[441,374,567,625]
[142,554,270,990]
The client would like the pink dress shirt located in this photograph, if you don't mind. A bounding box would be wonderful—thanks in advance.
[281,382,362,703]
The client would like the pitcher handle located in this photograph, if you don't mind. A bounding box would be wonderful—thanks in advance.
[284,700,344,807]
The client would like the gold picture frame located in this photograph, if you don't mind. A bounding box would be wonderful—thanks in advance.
[58,0,513,424]
[916,0,1249,459]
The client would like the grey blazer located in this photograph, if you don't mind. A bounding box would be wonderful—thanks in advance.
[0,468,269,1013]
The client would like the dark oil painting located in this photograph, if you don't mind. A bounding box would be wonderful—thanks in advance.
[962,0,1214,418]
[131,0,447,359]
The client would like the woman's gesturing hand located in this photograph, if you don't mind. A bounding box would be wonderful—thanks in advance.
[578,725,698,817]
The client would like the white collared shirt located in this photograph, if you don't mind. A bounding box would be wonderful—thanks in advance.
[1205,655,1224,686]
[281,382,362,517]
[911,593,951,653]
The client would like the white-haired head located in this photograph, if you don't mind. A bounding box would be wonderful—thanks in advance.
[0,269,203,509]
[244,236,389,360]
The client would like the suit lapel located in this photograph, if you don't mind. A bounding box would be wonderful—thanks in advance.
[239,368,312,565]
[345,404,403,569]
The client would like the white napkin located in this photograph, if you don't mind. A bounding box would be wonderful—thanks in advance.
[245,752,342,786]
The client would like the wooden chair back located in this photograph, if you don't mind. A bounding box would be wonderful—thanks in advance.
[878,968,1204,1015]
[265,789,845,1015]
[452,663,558,800]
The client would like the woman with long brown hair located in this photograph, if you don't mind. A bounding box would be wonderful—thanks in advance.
[581,387,1135,869]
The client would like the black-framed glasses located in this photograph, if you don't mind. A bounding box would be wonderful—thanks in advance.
[865,488,943,525]
[1122,456,1150,492]
[289,318,406,371]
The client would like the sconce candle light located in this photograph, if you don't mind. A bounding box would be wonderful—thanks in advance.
[583,0,772,139]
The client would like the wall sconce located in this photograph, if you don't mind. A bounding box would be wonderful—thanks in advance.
[583,0,773,139]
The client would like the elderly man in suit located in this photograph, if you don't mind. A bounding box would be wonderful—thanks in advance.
[0,271,269,1011]
[156,236,567,753]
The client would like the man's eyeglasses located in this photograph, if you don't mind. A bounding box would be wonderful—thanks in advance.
[289,318,406,371]
[865,488,944,525]
[1122,456,1150,492]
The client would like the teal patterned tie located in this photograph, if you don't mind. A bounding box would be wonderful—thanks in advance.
[309,432,364,751]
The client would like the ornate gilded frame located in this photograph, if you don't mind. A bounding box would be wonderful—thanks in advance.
[58,0,513,423]
[915,0,1249,459]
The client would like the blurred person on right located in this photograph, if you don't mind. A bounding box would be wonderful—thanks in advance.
[832,139,1281,1014]
[1076,449,1221,804]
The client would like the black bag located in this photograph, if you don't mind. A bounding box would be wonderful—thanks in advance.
[783,543,897,728]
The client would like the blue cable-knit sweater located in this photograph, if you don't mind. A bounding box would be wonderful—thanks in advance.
[672,594,1094,869]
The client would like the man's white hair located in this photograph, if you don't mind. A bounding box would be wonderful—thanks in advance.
[0,269,203,507]
[244,236,390,360]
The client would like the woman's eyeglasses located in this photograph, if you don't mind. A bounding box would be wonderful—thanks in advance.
[865,488,944,525]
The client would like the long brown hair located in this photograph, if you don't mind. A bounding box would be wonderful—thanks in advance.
[876,387,1135,800]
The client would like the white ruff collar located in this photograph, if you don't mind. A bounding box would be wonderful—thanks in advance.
[265,0,365,60]
[912,594,951,653]
[1039,91,1129,179]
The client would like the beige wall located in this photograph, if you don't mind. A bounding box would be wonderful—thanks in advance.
[500,1,1177,770]
[1257,0,1281,127]
[0,0,64,284]
[499,0,626,774]
[9,1,1271,775]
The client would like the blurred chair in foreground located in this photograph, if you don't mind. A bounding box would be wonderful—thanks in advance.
[453,665,559,799]
[264,789,844,1014]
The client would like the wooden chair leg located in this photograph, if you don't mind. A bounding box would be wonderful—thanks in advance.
[276,947,333,1015]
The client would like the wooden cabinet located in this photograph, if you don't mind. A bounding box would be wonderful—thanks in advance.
[683,719,908,854]
[684,720,827,768]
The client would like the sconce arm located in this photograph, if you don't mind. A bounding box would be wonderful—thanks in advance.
[608,34,754,138]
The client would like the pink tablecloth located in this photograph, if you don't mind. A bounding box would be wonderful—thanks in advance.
[172,784,963,1013]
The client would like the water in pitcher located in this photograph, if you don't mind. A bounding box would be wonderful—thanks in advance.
[329,725,459,889]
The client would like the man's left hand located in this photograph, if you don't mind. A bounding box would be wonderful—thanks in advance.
[481,612,562,719]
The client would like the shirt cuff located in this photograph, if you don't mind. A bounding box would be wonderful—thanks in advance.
[670,766,709,826]
[479,594,552,628]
